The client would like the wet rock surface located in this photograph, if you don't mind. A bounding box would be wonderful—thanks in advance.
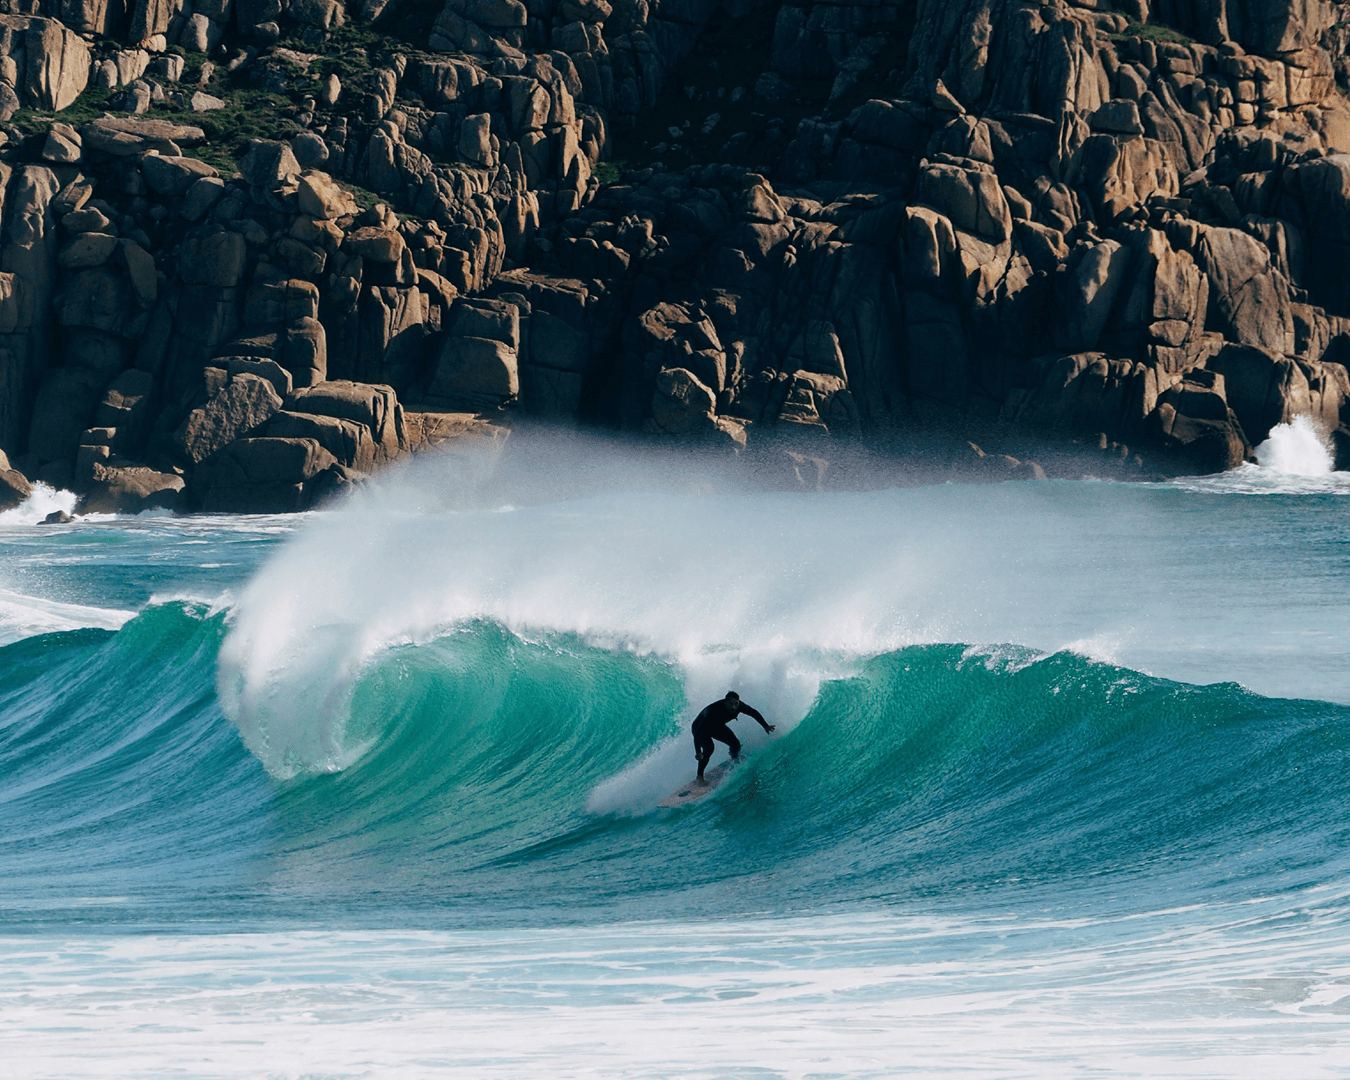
[2,0,1350,510]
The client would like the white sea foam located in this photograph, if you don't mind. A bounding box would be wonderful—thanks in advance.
[1255,416,1334,475]
[1173,417,1350,495]
[4,898,1349,1080]
[0,588,134,647]
[0,482,77,526]
[1171,463,1350,495]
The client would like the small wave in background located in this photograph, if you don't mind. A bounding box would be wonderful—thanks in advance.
[1175,417,1350,495]
[0,587,133,647]
[1255,416,1335,475]
[0,481,77,527]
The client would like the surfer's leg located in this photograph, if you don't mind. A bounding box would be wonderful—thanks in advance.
[714,726,742,760]
[694,731,714,779]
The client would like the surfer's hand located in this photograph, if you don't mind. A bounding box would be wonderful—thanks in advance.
[765,724,776,733]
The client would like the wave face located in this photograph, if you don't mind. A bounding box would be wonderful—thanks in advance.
[5,442,1350,928]
[5,608,1349,926]
[282,631,1350,917]
[0,604,276,921]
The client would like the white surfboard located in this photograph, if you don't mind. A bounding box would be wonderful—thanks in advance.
[659,760,734,808]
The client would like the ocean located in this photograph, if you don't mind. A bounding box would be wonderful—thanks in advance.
[3,422,1349,1078]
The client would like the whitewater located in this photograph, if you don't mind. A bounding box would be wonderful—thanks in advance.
[2,425,1349,1078]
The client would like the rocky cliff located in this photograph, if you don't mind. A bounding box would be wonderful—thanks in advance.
[2,0,1350,512]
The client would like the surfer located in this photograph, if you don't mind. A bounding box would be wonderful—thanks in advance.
[692,692,775,783]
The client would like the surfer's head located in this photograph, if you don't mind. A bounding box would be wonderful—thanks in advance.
[725,691,740,705]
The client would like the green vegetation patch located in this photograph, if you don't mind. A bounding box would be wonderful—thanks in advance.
[591,160,629,186]
[344,181,381,212]
[9,85,115,137]
[6,54,312,175]
[151,88,305,174]
[9,12,465,185]
[149,45,327,174]
[1108,19,1193,44]
[309,23,390,85]
[198,91,304,147]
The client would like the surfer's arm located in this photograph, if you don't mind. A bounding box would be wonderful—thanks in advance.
[742,705,775,732]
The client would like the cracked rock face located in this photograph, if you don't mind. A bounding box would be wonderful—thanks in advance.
[4,0,1350,511]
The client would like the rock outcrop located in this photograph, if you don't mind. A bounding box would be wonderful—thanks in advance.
[0,446,31,508]
[3,0,1350,512]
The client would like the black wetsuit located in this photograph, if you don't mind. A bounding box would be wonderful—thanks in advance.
[691,699,768,776]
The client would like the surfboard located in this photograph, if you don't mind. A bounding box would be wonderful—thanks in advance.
[659,760,733,808]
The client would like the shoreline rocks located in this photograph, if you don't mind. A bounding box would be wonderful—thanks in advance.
[2,2,1350,512]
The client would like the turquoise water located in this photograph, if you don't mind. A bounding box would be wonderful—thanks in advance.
[3,439,1350,1076]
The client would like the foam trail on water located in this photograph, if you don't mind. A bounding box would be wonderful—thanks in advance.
[1,482,132,647]
[0,588,134,646]
[9,902,1350,1079]
[1255,417,1333,475]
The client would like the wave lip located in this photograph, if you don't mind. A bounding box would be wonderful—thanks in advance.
[213,487,914,780]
